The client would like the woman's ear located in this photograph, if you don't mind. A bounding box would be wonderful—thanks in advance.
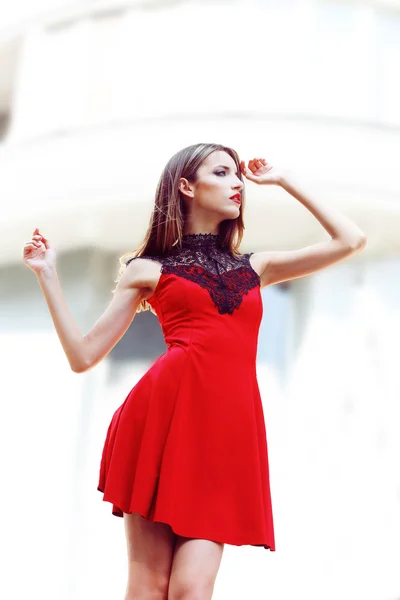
[178,177,195,199]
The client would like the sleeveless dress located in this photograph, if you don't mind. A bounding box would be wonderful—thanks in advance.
[97,233,276,551]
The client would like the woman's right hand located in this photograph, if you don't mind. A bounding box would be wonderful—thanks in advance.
[23,228,56,275]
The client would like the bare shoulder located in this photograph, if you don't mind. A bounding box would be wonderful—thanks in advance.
[123,255,164,299]
[245,252,263,278]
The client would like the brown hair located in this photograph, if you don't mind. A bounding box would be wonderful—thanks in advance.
[114,142,248,314]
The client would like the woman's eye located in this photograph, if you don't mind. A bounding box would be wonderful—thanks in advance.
[215,170,226,176]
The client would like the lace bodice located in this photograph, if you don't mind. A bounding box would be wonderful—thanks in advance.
[126,233,260,315]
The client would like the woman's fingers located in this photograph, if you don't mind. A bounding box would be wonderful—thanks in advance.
[24,241,41,252]
[32,230,50,248]
[30,232,47,246]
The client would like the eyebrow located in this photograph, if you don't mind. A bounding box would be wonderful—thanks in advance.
[214,165,238,171]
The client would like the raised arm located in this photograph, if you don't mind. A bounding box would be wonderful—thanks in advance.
[240,159,367,287]
[24,229,146,373]
[36,260,145,373]
[80,263,147,372]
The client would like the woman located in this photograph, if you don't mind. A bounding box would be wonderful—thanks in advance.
[23,142,366,599]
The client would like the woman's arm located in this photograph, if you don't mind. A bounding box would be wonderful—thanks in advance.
[37,262,145,373]
[279,174,367,247]
[240,160,367,287]
[254,174,367,287]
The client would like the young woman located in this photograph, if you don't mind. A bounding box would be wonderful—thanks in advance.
[23,142,366,599]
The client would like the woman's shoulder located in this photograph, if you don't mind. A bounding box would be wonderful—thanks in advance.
[121,255,165,296]
[125,247,185,269]
[125,253,169,267]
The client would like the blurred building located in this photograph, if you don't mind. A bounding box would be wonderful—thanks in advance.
[1,1,399,599]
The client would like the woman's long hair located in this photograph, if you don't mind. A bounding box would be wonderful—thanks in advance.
[114,142,248,313]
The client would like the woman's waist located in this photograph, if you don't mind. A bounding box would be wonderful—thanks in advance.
[164,334,258,359]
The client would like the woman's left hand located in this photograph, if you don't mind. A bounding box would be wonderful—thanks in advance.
[240,158,285,186]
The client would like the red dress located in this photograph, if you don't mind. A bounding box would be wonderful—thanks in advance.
[97,233,276,551]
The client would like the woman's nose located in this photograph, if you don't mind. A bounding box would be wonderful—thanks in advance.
[234,179,244,190]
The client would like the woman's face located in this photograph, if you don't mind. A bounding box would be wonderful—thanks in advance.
[180,150,244,220]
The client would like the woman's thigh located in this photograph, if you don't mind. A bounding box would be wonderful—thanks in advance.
[123,511,178,599]
[168,537,225,600]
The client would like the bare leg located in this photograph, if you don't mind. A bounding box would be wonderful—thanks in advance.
[123,511,177,600]
[167,536,224,600]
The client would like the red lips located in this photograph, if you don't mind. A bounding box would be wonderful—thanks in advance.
[230,194,241,204]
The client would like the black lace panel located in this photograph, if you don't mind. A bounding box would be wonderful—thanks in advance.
[126,233,260,315]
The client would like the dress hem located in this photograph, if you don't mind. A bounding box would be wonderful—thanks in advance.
[97,486,275,551]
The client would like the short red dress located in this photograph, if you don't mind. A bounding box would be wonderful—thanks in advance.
[97,232,276,551]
